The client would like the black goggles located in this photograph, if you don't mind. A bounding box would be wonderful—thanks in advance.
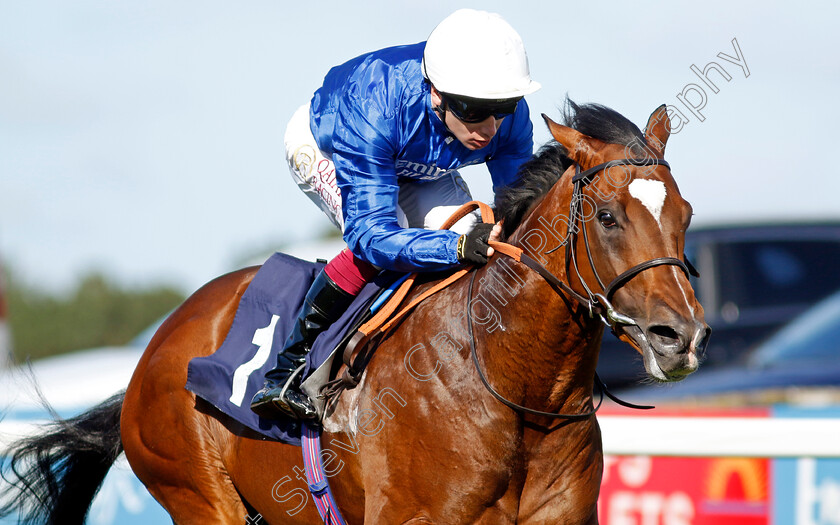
[440,92,521,123]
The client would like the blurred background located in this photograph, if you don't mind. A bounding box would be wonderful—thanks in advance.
[2,1,839,523]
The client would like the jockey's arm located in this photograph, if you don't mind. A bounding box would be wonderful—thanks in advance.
[331,98,464,273]
[333,155,464,273]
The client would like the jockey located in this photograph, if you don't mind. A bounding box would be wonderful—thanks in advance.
[251,9,540,420]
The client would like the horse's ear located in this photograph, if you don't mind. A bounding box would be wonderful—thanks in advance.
[542,114,600,167]
[644,104,670,156]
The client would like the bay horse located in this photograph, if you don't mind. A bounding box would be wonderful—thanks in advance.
[0,102,709,524]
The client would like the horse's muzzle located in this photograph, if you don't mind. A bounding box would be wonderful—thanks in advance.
[640,317,711,382]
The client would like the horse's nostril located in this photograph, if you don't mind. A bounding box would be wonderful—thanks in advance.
[647,325,681,354]
[694,327,712,357]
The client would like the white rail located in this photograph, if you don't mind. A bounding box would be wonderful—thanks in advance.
[598,416,840,458]
[4,417,840,458]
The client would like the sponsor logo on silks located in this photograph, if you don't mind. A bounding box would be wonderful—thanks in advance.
[293,145,317,176]
[396,158,482,180]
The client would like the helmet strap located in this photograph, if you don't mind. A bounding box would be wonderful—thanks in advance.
[434,102,457,136]
[434,102,447,121]
[430,85,453,134]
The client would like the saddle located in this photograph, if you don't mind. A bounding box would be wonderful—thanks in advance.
[185,201,496,443]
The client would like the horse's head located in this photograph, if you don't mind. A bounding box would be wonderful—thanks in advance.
[500,102,710,382]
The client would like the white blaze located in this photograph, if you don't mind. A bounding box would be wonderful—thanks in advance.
[627,179,695,315]
[628,179,667,227]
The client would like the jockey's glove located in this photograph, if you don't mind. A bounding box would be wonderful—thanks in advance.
[457,223,495,265]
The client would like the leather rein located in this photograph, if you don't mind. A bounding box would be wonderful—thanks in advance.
[468,157,699,420]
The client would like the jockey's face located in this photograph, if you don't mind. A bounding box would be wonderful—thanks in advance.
[431,87,505,151]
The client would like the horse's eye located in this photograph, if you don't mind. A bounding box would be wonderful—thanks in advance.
[599,211,617,229]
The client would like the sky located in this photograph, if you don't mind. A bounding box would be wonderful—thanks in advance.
[1,1,838,294]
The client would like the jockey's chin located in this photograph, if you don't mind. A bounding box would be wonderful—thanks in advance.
[445,113,503,150]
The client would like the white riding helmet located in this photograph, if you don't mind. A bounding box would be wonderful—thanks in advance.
[422,9,541,100]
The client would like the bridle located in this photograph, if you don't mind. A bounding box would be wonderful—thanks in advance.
[468,157,699,420]
[562,158,697,329]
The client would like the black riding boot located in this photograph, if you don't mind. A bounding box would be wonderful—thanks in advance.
[250,270,355,420]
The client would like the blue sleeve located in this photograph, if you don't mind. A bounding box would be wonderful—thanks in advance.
[487,99,535,194]
[331,68,461,273]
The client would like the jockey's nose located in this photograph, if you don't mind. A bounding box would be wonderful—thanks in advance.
[476,116,499,139]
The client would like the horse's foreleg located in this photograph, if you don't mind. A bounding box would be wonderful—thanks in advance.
[518,422,602,525]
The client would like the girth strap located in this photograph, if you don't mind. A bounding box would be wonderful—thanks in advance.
[301,423,348,525]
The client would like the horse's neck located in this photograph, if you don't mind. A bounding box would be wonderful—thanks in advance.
[474,172,605,414]
[468,258,603,416]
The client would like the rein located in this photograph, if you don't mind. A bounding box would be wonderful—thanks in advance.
[466,269,656,420]
[466,270,605,421]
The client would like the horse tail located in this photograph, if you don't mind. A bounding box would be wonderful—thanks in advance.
[0,390,125,525]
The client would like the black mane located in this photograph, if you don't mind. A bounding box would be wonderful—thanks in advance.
[495,99,648,238]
